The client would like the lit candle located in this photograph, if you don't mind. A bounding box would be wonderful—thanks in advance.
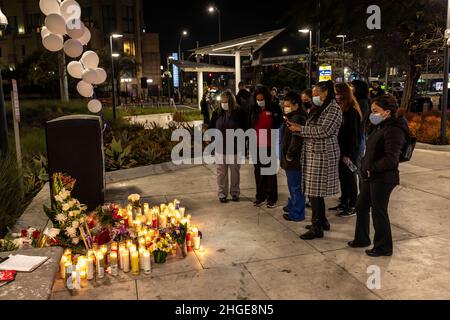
[144,203,149,214]
[139,237,146,249]
[179,207,186,217]
[191,227,199,238]
[122,249,130,273]
[159,213,168,228]
[77,256,87,279]
[139,248,145,270]
[143,250,151,274]
[86,256,94,280]
[110,252,118,276]
[174,199,181,210]
[131,250,140,276]
[60,255,67,279]
[186,232,193,252]
[96,252,105,278]
[171,217,176,226]
[193,236,201,251]
[199,245,204,253]
[74,270,81,289]
[111,242,118,252]
[65,263,73,289]
[64,249,72,256]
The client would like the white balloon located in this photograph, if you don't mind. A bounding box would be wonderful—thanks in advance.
[82,68,98,84]
[63,39,83,58]
[77,81,94,98]
[39,0,61,16]
[41,26,51,39]
[45,14,67,36]
[60,0,81,20]
[80,51,99,69]
[42,33,64,52]
[78,27,91,46]
[88,99,102,113]
[67,61,84,79]
[66,19,85,39]
[92,68,107,85]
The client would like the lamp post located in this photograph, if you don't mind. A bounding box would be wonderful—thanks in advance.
[178,30,188,61]
[299,29,313,88]
[178,30,188,104]
[165,56,174,106]
[441,0,450,145]
[208,5,222,42]
[109,34,123,120]
[337,35,347,81]
[0,8,8,158]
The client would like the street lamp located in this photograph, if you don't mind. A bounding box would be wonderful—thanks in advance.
[166,56,174,106]
[0,8,8,158]
[299,28,313,88]
[337,35,347,81]
[282,47,288,53]
[178,30,188,61]
[208,5,222,42]
[109,34,123,120]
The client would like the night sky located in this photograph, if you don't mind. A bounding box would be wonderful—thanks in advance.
[144,0,300,60]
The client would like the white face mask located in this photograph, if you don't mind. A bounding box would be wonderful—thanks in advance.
[312,96,323,107]
[221,103,229,111]
[257,100,266,108]
[284,107,292,114]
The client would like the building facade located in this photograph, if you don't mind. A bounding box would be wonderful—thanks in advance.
[0,0,161,94]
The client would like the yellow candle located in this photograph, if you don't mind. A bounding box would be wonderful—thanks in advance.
[159,213,168,228]
[110,252,118,276]
[86,256,94,280]
[60,255,67,279]
[64,249,72,256]
[191,227,199,238]
[179,207,186,217]
[193,236,201,250]
[144,203,149,213]
[121,249,130,273]
[131,250,140,275]
[126,240,134,249]
[111,242,118,252]
[143,250,151,274]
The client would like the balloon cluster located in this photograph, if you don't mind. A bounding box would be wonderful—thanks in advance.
[39,0,106,114]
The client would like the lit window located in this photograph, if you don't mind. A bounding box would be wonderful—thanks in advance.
[123,40,136,57]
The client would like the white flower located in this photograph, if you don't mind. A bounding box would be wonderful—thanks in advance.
[55,213,67,223]
[55,189,70,202]
[65,227,77,238]
[62,203,71,211]
[72,237,80,245]
[68,199,77,208]
[128,194,140,203]
[79,217,85,224]
[72,221,80,229]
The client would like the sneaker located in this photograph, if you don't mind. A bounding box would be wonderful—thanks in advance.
[253,199,265,207]
[337,208,356,217]
[266,202,277,209]
[219,197,228,203]
[329,204,347,211]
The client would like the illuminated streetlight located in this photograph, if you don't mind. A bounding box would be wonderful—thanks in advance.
[109,33,123,120]
[367,44,373,49]
[299,28,313,87]
[207,5,222,42]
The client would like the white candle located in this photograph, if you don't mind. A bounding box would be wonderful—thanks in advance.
[86,257,94,280]
[143,250,151,274]
[96,252,105,278]
[139,248,145,270]
[122,249,130,273]
[60,255,67,279]
[193,236,201,250]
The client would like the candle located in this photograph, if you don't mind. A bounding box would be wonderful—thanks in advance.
[171,217,176,226]
[65,264,73,289]
[100,245,108,265]
[86,256,94,280]
[191,227,199,238]
[144,203,149,214]
[193,236,201,251]
[174,199,181,210]
[143,250,151,274]
[179,207,186,217]
[159,213,168,228]
[60,255,67,279]
[110,252,118,276]
[122,249,130,273]
[96,252,105,278]
[131,250,140,276]
[74,270,81,290]
[64,249,72,256]
[126,240,134,250]
[186,232,193,252]
[139,248,145,270]
[77,256,87,279]
[199,245,204,253]
[111,242,118,252]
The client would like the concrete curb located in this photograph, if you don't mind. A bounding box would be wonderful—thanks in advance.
[416,142,450,152]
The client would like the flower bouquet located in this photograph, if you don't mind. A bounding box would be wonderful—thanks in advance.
[172,222,188,257]
[128,194,141,209]
[43,173,89,251]
[149,233,175,264]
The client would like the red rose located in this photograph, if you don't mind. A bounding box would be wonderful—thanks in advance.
[32,230,40,240]
[88,217,95,229]
[21,229,28,237]
[96,229,111,246]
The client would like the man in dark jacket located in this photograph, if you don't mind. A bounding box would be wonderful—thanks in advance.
[349,94,408,257]
[280,91,308,221]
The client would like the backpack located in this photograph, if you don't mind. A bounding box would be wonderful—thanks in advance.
[399,121,416,163]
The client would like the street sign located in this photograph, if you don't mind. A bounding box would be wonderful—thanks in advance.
[12,79,20,123]
[172,52,180,88]
[319,65,332,82]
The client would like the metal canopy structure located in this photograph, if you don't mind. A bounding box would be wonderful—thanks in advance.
[188,28,285,109]
[173,61,235,73]
[192,28,285,56]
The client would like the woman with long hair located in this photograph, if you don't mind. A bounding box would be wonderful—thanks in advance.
[209,90,246,203]
[331,83,363,217]
[251,85,283,209]
[287,80,342,240]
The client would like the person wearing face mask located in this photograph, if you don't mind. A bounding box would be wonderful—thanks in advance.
[280,91,308,221]
[287,80,342,240]
[331,83,363,217]
[251,85,283,209]
[348,94,409,257]
[301,89,313,113]
[209,90,246,203]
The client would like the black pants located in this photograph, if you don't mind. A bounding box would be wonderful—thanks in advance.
[310,196,327,230]
[254,147,278,203]
[339,161,358,208]
[354,180,396,253]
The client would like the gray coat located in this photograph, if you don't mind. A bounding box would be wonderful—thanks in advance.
[294,100,342,197]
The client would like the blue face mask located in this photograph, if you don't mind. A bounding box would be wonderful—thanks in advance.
[312,96,323,107]
[369,113,385,126]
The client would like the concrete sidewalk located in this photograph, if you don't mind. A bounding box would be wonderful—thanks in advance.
[51,148,450,300]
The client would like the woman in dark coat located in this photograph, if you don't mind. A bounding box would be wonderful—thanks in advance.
[201,94,210,125]
[251,85,283,209]
[287,81,342,240]
[332,83,363,217]
[348,94,408,257]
